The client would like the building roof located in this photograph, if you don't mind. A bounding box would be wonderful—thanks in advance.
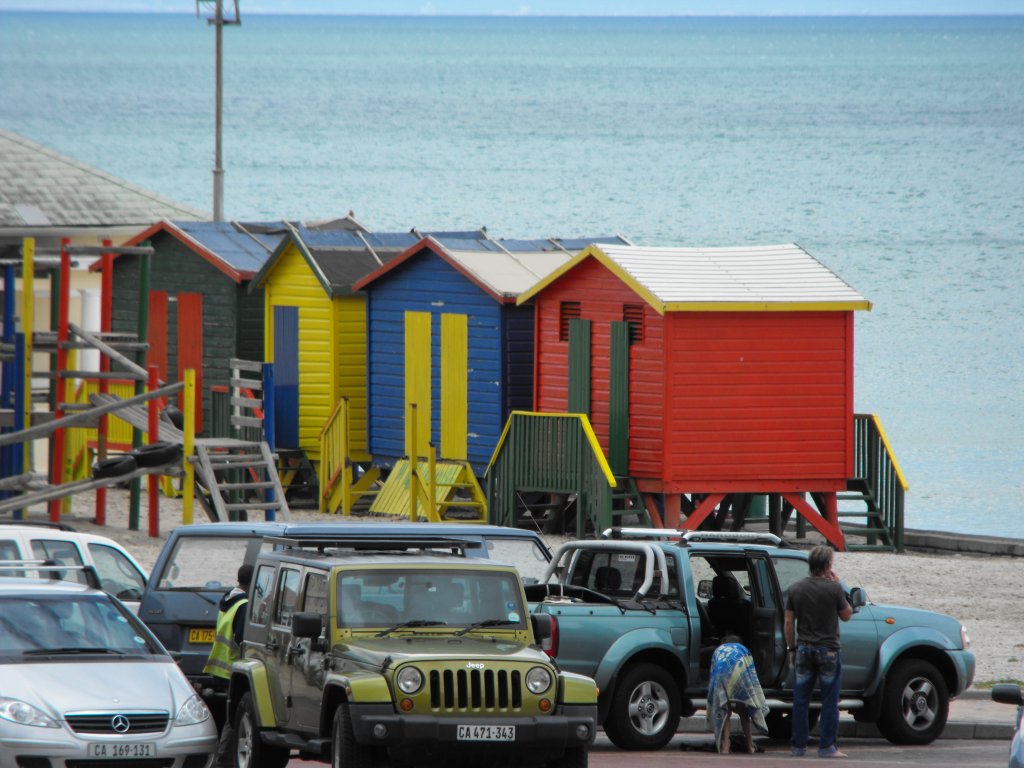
[517,243,872,313]
[253,229,490,298]
[353,234,631,302]
[0,129,206,229]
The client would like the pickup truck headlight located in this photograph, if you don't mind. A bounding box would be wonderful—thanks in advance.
[0,698,59,728]
[397,666,424,694]
[961,624,971,649]
[525,666,553,694]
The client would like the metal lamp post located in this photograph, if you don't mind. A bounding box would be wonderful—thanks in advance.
[196,0,241,222]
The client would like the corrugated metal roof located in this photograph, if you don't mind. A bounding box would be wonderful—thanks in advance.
[442,236,628,298]
[174,220,283,274]
[0,128,206,227]
[595,243,869,308]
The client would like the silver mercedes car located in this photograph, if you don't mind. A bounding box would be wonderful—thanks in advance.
[0,570,217,767]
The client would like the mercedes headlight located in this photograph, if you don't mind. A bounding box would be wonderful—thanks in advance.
[525,666,553,694]
[396,666,424,695]
[0,698,59,728]
[175,694,211,726]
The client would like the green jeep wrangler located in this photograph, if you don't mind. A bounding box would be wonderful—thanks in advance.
[226,535,598,768]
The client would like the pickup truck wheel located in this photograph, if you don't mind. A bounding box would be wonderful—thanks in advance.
[332,702,380,768]
[547,745,587,768]
[235,692,289,768]
[765,708,818,740]
[603,662,680,751]
[876,659,949,744]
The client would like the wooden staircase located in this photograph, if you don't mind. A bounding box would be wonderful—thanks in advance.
[835,413,908,552]
[191,440,290,522]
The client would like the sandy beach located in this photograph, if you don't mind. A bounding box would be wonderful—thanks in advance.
[25,486,1024,687]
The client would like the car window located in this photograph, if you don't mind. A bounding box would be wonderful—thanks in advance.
[88,543,147,600]
[155,536,254,590]
[771,556,809,599]
[31,539,87,584]
[0,595,159,656]
[0,539,25,577]
[302,571,328,616]
[273,568,300,627]
[250,564,275,626]
[483,538,550,583]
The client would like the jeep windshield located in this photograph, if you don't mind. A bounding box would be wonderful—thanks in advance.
[338,568,527,632]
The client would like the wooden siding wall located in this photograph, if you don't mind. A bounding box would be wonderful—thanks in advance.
[366,252,505,473]
[263,244,335,460]
[664,311,853,488]
[333,294,370,461]
[235,283,265,363]
[533,258,665,480]
[502,304,535,417]
[110,233,240,435]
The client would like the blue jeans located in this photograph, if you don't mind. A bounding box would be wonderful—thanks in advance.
[791,645,842,754]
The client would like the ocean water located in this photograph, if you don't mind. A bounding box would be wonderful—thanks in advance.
[1,13,1022,537]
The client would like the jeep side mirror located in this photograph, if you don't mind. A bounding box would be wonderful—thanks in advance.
[697,579,713,600]
[849,587,867,610]
[992,683,1024,707]
[292,611,323,639]
[531,613,552,643]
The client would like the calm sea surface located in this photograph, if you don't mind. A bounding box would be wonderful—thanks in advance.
[1,13,1022,537]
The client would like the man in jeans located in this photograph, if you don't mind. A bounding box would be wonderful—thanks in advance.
[784,545,853,758]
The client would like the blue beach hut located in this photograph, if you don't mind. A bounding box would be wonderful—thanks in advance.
[353,234,630,479]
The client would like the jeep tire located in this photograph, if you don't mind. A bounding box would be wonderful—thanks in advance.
[602,662,680,751]
[332,702,381,768]
[235,692,289,768]
[876,658,949,745]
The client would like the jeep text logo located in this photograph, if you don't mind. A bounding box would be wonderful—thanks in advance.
[466,662,485,670]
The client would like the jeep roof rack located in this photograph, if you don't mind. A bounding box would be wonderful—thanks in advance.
[264,535,483,553]
[601,527,685,541]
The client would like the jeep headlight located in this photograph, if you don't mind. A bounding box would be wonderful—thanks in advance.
[0,698,59,728]
[525,666,553,694]
[397,666,424,695]
[174,694,211,726]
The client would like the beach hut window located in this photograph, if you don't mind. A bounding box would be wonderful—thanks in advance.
[559,301,581,341]
[623,304,645,344]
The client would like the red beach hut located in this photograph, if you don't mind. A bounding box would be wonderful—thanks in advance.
[516,243,872,549]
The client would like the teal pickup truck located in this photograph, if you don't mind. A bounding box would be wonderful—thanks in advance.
[525,531,974,751]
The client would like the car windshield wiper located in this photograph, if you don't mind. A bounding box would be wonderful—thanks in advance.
[375,620,447,638]
[453,619,517,637]
[23,647,129,656]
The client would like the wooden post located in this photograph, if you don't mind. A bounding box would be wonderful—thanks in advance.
[182,368,196,526]
[48,239,70,522]
[11,333,26,519]
[262,362,275,520]
[408,403,417,522]
[128,247,151,531]
[147,365,160,537]
[96,240,113,526]
[20,239,34,478]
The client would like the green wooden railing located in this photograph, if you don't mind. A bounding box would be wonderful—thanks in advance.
[841,413,908,552]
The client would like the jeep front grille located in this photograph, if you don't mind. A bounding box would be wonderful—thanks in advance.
[429,668,523,711]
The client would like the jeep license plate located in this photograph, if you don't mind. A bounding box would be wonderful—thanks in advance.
[188,627,215,644]
[88,743,155,758]
[457,725,515,741]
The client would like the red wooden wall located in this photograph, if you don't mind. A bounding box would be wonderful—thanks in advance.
[662,311,853,492]
[534,258,666,479]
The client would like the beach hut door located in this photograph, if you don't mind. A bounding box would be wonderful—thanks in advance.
[272,305,299,448]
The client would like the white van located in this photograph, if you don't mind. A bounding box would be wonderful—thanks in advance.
[0,523,148,611]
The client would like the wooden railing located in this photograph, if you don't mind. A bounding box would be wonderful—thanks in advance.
[848,413,908,551]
